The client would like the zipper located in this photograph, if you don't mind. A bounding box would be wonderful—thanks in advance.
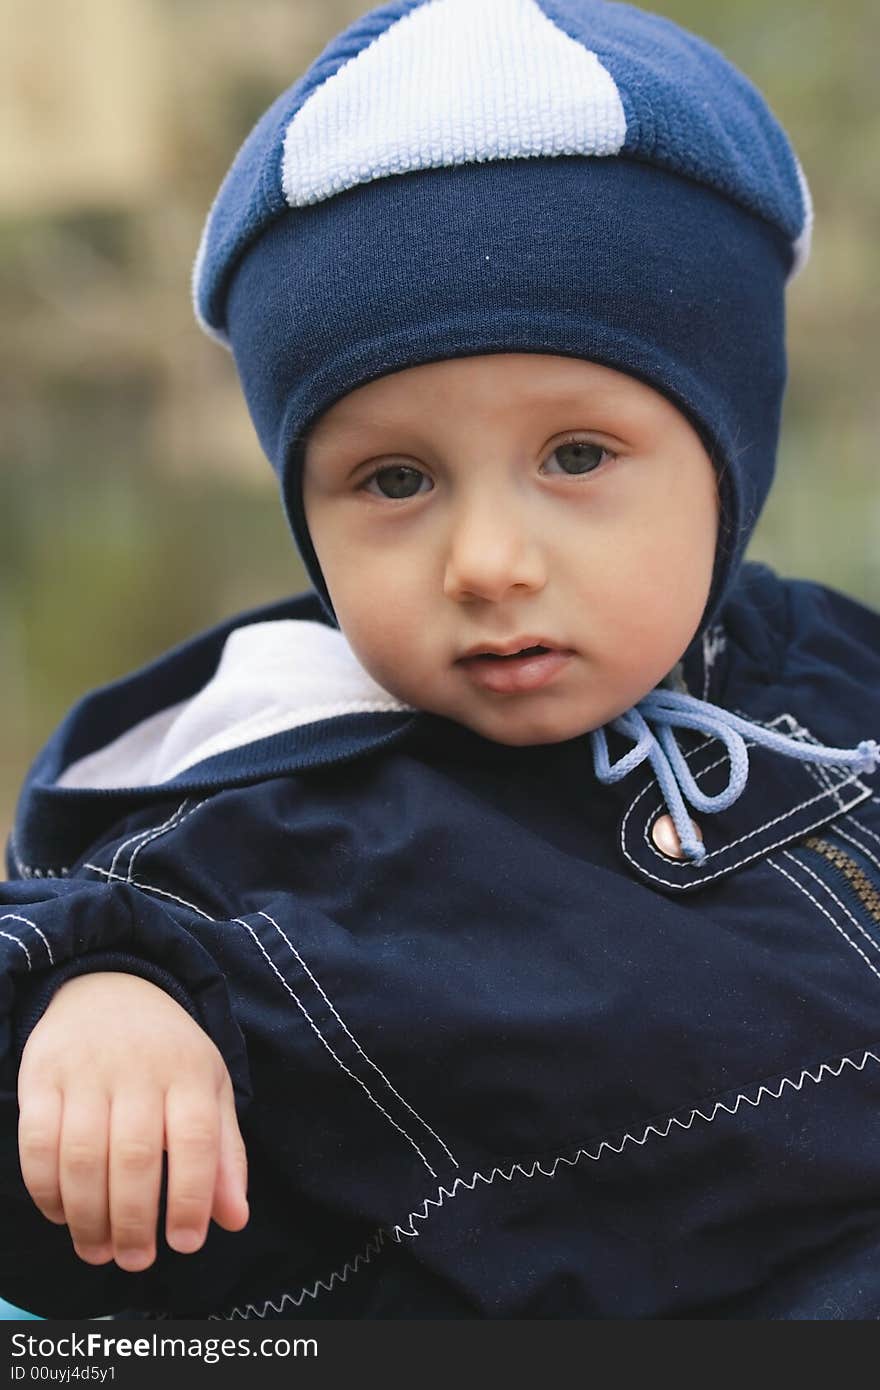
[801,834,880,949]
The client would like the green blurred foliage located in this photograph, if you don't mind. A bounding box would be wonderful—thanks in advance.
[1,0,878,840]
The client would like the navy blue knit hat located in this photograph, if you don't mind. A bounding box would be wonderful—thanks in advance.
[193,0,813,632]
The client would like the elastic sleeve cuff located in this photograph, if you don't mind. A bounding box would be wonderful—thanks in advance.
[12,951,202,1065]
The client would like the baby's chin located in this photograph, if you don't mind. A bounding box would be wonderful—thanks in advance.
[433,699,606,747]
[373,669,641,747]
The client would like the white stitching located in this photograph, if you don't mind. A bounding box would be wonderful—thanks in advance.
[759,712,816,743]
[799,750,843,806]
[624,708,870,887]
[79,849,880,1314]
[768,857,880,986]
[638,738,741,860]
[209,1230,390,1320]
[841,814,880,858]
[233,915,440,1179]
[9,827,70,879]
[126,799,207,883]
[83,863,456,1172]
[740,711,872,805]
[638,754,862,863]
[0,914,55,966]
[83,863,215,920]
[631,713,840,862]
[733,709,859,778]
[779,848,880,962]
[820,769,845,810]
[0,930,32,968]
[15,865,70,879]
[210,1046,880,1318]
[829,820,880,877]
[27,923,54,964]
[258,910,458,1169]
[744,711,852,810]
[390,1048,880,1241]
[781,763,880,908]
[626,779,868,889]
[81,866,452,1175]
[107,800,189,880]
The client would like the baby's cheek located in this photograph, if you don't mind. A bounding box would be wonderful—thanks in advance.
[337,610,426,706]
[595,603,685,706]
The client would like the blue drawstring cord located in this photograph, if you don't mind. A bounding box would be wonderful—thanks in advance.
[590,687,880,864]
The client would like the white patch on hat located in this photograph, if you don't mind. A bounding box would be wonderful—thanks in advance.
[281,0,627,208]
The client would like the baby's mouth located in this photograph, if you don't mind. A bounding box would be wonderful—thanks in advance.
[472,645,550,660]
[457,643,573,694]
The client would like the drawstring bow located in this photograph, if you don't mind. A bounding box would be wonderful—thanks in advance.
[590,687,880,864]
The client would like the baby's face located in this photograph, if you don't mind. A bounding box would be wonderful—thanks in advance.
[303,354,719,745]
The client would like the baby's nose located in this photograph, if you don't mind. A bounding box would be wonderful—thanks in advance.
[442,505,546,603]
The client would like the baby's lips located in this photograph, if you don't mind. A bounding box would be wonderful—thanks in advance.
[457,634,566,661]
[458,648,573,695]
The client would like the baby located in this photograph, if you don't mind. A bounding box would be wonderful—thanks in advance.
[3,0,880,1320]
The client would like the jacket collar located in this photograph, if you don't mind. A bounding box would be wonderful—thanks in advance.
[11,567,872,891]
[9,590,419,875]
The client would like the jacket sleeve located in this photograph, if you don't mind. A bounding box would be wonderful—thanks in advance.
[0,874,252,1318]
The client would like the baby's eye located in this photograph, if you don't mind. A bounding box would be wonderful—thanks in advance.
[363,464,433,499]
[543,440,612,476]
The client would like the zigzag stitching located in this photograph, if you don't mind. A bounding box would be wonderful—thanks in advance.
[211,1047,880,1318]
[209,1229,389,1320]
[393,1049,880,1236]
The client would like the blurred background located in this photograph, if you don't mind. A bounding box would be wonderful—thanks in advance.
[0,0,877,1324]
[1,0,878,848]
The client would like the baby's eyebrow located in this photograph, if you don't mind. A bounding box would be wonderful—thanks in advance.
[319,389,611,434]
[308,385,635,458]
[310,414,404,445]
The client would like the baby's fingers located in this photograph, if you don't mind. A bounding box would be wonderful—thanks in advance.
[18,1085,65,1225]
[59,1089,113,1265]
[210,1076,249,1234]
[164,1087,221,1256]
[107,1092,164,1271]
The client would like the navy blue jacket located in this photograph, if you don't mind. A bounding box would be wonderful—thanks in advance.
[3,560,880,1320]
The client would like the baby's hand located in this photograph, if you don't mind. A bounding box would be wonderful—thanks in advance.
[17,971,249,1271]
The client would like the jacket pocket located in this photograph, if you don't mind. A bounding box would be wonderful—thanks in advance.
[620,710,876,896]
